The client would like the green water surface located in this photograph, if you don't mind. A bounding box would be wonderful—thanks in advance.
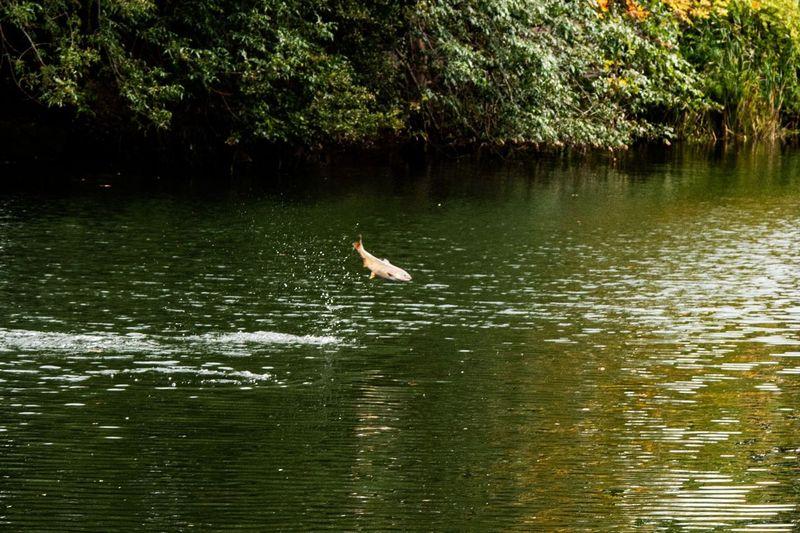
[1,149,800,530]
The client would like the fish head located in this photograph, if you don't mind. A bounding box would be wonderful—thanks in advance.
[391,269,412,282]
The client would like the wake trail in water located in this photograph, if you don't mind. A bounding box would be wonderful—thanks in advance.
[0,327,344,356]
[190,331,341,346]
[87,366,274,382]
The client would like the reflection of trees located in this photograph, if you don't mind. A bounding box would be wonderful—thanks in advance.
[339,151,800,528]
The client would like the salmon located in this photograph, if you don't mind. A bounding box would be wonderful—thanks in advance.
[353,236,412,282]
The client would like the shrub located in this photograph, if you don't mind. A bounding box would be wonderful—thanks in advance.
[676,0,800,140]
[400,0,705,149]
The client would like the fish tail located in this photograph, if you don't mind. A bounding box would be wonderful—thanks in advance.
[353,234,362,250]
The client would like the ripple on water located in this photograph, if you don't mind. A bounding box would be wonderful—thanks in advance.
[631,471,795,530]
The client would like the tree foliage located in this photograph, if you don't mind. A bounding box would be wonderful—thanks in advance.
[398,0,706,148]
[677,0,800,140]
[0,0,400,148]
[0,0,797,155]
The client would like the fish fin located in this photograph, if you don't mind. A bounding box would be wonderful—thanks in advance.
[383,258,392,265]
[369,272,376,279]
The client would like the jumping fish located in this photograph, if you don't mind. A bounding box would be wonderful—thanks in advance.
[353,236,412,282]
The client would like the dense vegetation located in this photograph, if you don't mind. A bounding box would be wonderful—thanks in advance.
[2,0,800,160]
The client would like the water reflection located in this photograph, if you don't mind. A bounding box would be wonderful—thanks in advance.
[1,148,800,529]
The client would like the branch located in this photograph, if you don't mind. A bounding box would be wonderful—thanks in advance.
[18,26,45,66]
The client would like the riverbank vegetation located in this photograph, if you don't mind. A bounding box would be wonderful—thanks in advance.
[2,0,800,162]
